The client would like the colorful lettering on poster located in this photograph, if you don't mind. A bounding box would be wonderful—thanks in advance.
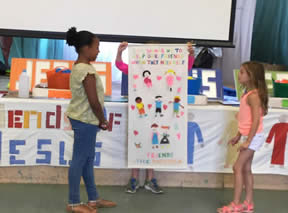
[147,152,174,159]
[131,48,186,66]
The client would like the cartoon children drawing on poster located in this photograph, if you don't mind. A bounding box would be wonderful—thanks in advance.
[143,70,152,88]
[169,96,184,118]
[151,123,159,149]
[135,97,147,118]
[155,95,164,117]
[160,126,170,148]
[128,44,188,168]
[165,69,176,92]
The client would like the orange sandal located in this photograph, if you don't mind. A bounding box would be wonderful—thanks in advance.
[242,200,254,213]
[217,202,243,213]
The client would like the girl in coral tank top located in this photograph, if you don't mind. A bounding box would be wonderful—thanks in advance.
[218,61,268,213]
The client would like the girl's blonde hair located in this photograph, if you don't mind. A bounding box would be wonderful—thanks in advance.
[241,61,268,115]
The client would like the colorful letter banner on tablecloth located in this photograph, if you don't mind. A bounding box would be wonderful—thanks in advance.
[0,99,128,168]
[127,44,188,169]
[0,98,288,175]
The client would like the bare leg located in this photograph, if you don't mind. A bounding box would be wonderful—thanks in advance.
[233,149,255,204]
[131,168,140,179]
[146,169,154,181]
[243,150,254,204]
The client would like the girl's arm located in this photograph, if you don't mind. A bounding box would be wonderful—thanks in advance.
[115,42,129,75]
[187,42,195,70]
[115,61,128,75]
[83,74,108,129]
[245,92,262,144]
[229,131,241,145]
[230,112,241,143]
[235,131,241,138]
[188,55,195,70]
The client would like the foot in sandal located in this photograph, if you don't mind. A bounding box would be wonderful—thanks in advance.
[217,202,243,213]
[241,200,254,213]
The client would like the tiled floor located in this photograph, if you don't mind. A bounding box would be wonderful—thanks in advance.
[0,184,287,213]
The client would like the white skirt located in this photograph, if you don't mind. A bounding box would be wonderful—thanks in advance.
[241,133,265,151]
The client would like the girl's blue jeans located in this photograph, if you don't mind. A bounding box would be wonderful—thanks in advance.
[68,118,100,204]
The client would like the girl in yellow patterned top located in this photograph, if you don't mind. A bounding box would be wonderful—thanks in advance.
[65,27,116,213]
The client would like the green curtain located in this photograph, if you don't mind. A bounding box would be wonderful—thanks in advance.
[0,48,4,64]
[8,37,64,65]
[251,0,288,66]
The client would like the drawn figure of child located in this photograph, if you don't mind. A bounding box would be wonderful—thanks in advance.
[155,95,164,117]
[165,69,176,91]
[135,97,147,118]
[169,96,184,118]
[151,123,159,149]
[143,70,152,88]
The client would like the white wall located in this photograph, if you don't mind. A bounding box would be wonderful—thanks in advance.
[1,0,234,41]
[220,0,256,86]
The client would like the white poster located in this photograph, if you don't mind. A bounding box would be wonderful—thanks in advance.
[127,44,188,168]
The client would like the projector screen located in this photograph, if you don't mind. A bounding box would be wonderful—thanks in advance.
[0,0,236,46]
